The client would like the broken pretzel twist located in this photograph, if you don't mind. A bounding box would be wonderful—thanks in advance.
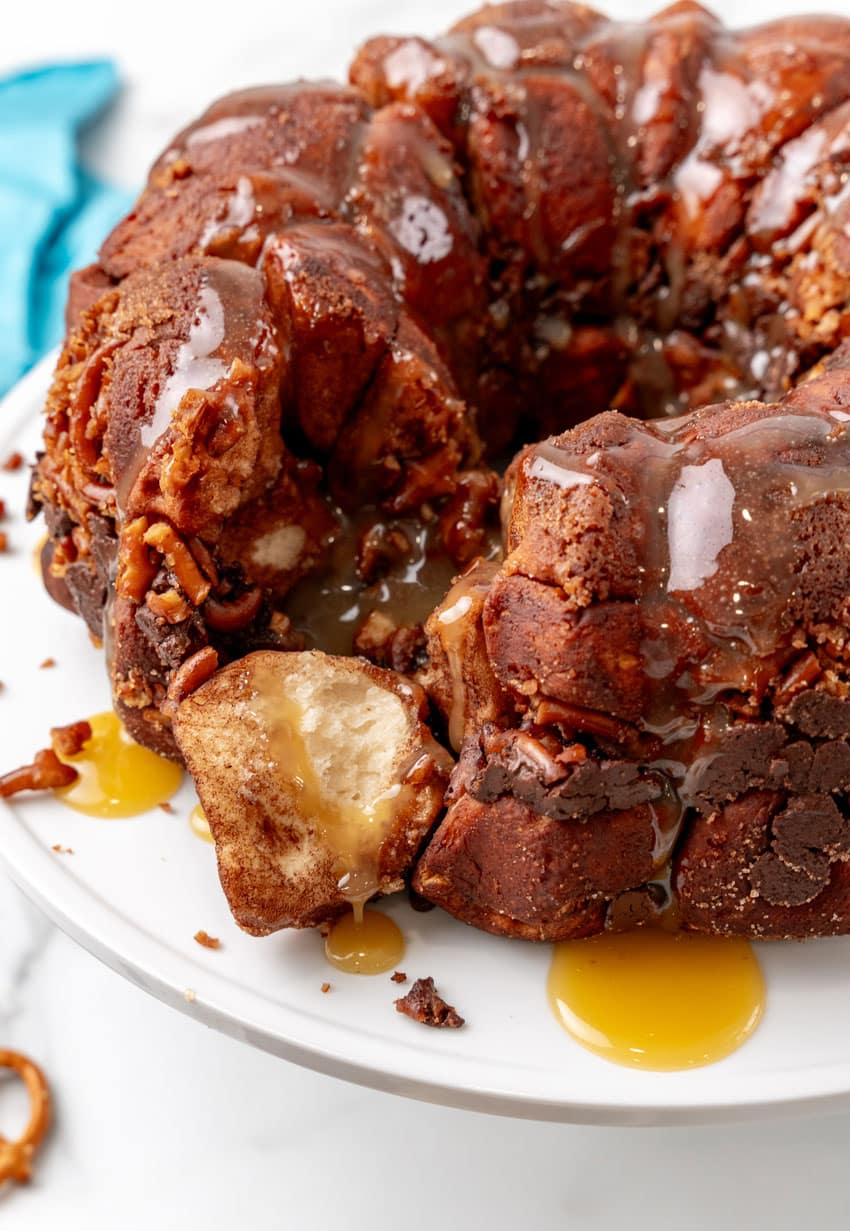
[0,1050,51,1186]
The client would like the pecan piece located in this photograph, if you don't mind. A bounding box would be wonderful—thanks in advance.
[439,468,500,566]
[356,523,412,584]
[395,977,465,1028]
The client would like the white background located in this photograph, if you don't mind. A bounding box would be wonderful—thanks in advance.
[3,0,850,1226]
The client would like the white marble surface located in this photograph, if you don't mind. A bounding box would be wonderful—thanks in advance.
[5,0,850,1224]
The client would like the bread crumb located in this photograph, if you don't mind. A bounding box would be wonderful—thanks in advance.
[0,499,6,519]
[39,658,56,670]
[183,989,196,1003]
[51,844,74,855]
[390,970,407,984]
[0,532,8,554]
[320,982,331,993]
[158,801,176,814]
[193,930,220,950]
[1,452,23,472]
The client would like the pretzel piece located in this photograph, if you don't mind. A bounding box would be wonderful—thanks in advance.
[0,1050,51,1186]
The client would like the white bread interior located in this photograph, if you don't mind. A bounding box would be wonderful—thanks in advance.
[173,649,452,934]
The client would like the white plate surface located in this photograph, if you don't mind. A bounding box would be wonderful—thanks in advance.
[4,355,850,1126]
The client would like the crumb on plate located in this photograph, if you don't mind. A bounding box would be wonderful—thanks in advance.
[193,930,221,950]
[395,977,465,1028]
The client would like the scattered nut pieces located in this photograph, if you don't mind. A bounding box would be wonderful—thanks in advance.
[320,982,331,994]
[38,658,56,670]
[390,971,407,984]
[0,749,78,798]
[193,930,221,950]
[50,720,92,758]
[1,451,23,472]
[394,977,465,1029]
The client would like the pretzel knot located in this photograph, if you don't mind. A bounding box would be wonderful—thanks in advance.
[0,1051,51,1186]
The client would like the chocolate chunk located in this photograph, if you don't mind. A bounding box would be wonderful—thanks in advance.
[471,726,661,820]
[786,692,850,741]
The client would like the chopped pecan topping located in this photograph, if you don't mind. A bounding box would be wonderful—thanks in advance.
[775,651,822,705]
[439,469,500,566]
[193,930,221,950]
[356,522,412,584]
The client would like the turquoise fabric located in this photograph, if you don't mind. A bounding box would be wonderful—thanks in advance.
[0,61,134,394]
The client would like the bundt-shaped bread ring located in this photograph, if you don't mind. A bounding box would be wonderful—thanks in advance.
[417,345,850,939]
[29,0,850,938]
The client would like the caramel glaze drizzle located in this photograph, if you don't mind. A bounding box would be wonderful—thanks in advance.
[519,403,850,919]
[40,1,848,760]
[423,9,845,419]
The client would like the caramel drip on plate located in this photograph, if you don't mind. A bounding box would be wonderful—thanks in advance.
[548,927,764,1070]
[55,711,182,818]
[189,803,214,844]
[324,910,405,975]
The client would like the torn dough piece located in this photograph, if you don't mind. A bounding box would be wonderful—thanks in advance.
[173,649,453,933]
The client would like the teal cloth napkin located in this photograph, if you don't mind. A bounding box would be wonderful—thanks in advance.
[0,61,134,394]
